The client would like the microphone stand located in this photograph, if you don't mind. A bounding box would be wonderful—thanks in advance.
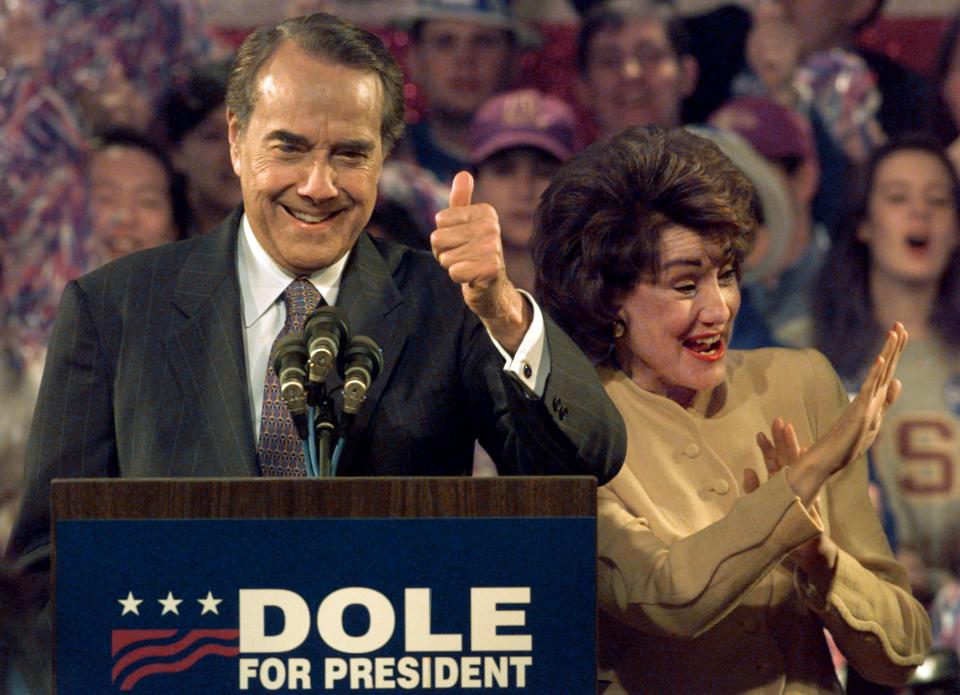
[313,393,338,478]
[291,330,382,478]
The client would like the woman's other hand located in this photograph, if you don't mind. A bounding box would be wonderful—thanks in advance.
[783,323,907,506]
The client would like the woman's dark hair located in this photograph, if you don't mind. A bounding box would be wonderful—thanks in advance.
[89,128,192,239]
[533,126,758,365]
[812,133,960,381]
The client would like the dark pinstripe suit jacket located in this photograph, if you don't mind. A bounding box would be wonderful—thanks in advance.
[8,209,626,575]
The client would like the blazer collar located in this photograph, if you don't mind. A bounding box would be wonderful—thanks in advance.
[167,209,258,475]
[172,208,243,319]
[335,232,410,453]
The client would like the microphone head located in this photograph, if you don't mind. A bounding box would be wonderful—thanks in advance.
[271,333,308,377]
[341,335,384,415]
[271,333,309,416]
[343,335,384,379]
[304,306,350,383]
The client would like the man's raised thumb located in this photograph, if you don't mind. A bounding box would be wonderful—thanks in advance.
[449,170,474,208]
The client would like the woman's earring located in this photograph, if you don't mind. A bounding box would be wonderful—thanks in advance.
[612,319,626,338]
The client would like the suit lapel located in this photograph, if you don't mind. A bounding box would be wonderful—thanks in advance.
[166,210,258,475]
[335,233,410,466]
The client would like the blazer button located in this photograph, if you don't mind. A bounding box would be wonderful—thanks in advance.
[522,362,532,379]
[558,405,569,421]
[712,479,730,495]
[552,396,562,412]
[683,443,700,458]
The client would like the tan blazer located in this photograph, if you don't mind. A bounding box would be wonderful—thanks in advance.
[597,348,931,694]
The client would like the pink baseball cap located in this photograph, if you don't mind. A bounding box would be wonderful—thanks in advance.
[469,89,578,165]
[709,96,816,167]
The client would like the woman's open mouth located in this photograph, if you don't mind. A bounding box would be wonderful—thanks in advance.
[683,334,726,362]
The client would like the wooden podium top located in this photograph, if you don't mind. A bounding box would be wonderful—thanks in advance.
[51,476,596,520]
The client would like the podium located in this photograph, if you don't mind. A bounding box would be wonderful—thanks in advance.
[52,477,597,694]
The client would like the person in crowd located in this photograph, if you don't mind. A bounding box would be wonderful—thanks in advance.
[0,0,214,376]
[740,1,884,167]
[6,12,626,603]
[709,95,827,345]
[533,125,930,693]
[392,0,538,184]
[777,0,933,140]
[161,60,241,236]
[731,0,804,110]
[811,135,960,586]
[680,2,753,124]
[368,159,448,251]
[0,561,50,695]
[0,346,47,694]
[575,0,698,142]
[468,87,578,476]
[470,88,577,294]
[724,0,881,237]
[931,13,960,174]
[85,129,189,268]
[0,349,39,559]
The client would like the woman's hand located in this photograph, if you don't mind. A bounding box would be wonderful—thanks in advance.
[785,323,907,506]
[747,419,838,588]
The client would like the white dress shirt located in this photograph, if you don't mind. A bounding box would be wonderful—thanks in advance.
[236,215,549,439]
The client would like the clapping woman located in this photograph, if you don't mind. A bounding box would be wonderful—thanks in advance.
[533,126,930,694]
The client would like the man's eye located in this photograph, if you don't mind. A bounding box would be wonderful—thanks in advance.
[338,151,367,164]
[674,283,696,294]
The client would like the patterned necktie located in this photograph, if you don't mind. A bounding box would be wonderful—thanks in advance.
[257,277,322,476]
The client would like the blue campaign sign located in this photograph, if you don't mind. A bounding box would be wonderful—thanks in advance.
[56,517,596,694]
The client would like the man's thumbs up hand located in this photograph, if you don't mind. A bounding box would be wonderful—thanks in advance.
[431,171,530,354]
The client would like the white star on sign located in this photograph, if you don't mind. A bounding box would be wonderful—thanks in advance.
[118,591,143,616]
[198,591,222,615]
[158,591,183,615]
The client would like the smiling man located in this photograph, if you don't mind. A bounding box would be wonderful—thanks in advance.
[6,13,625,593]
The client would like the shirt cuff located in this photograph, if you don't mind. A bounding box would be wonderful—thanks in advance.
[486,290,551,398]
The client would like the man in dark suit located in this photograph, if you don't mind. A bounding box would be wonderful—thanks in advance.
[7,13,625,584]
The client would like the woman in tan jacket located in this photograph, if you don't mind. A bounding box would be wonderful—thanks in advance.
[532,126,931,694]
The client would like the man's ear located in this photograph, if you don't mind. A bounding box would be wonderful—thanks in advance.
[856,218,872,244]
[226,108,243,177]
[679,55,699,98]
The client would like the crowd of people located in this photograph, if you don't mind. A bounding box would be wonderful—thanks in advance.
[3,0,960,692]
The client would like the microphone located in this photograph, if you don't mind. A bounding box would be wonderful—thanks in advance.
[304,306,349,384]
[341,335,384,416]
[271,333,309,438]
